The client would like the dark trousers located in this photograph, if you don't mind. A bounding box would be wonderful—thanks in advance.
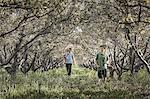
[66,63,72,76]
[98,69,107,79]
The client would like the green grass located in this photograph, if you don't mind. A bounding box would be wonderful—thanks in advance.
[0,65,150,99]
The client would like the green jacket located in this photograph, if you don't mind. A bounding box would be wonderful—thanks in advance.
[96,52,106,70]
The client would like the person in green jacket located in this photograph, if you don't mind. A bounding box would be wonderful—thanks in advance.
[96,45,107,82]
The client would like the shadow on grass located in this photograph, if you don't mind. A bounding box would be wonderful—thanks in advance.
[5,89,143,99]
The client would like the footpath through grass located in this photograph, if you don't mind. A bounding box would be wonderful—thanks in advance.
[0,65,150,99]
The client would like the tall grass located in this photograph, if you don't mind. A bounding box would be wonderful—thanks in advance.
[0,66,150,99]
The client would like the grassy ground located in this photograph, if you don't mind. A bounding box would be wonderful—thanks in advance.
[0,65,150,99]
